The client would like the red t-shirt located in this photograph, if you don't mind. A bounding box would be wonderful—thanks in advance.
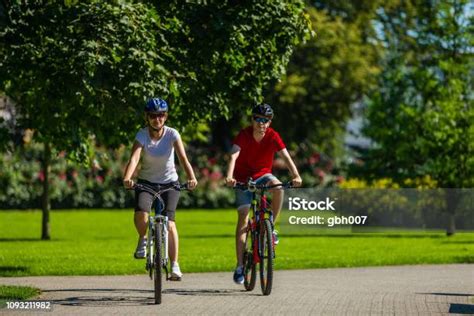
[233,126,286,182]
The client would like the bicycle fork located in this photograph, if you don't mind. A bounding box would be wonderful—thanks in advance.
[146,216,155,275]
[161,216,170,280]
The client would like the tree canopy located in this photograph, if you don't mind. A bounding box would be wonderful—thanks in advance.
[355,0,474,188]
[267,4,380,157]
[0,1,311,239]
[0,1,311,157]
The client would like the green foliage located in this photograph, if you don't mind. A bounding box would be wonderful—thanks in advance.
[0,2,174,158]
[267,5,380,157]
[0,1,311,235]
[355,0,474,188]
[0,142,129,208]
[148,1,312,122]
[0,1,311,158]
[0,141,235,209]
[0,137,345,208]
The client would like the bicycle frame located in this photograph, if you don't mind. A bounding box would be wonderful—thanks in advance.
[235,179,293,295]
[248,188,274,264]
[146,196,169,279]
[129,182,188,304]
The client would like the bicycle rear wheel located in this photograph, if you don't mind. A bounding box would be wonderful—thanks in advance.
[243,225,256,291]
[154,223,163,304]
[259,219,273,295]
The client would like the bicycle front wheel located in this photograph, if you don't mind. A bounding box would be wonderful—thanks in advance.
[154,223,163,304]
[259,219,274,295]
[243,225,256,291]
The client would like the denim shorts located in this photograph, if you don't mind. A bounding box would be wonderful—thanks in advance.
[235,173,278,210]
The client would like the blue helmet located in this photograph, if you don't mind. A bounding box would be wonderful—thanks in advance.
[145,98,168,113]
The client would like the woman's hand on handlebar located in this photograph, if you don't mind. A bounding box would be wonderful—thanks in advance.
[123,178,134,189]
[187,178,198,190]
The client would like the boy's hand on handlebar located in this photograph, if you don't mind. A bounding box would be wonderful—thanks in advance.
[291,176,302,187]
[225,177,237,187]
[123,179,134,189]
[187,178,198,190]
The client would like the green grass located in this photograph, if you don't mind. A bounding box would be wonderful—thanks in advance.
[0,285,40,307]
[0,209,473,276]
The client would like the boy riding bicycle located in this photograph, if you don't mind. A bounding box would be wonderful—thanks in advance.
[225,103,302,284]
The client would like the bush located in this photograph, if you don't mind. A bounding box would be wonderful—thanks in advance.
[0,139,342,209]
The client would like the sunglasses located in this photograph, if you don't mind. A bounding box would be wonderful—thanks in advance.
[148,112,166,119]
[253,116,271,124]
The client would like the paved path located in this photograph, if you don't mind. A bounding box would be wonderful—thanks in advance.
[1,264,473,315]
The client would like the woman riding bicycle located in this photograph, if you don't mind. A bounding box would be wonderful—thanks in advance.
[123,98,198,280]
[225,103,302,284]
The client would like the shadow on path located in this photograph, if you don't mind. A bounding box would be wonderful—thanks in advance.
[42,287,252,307]
[449,304,474,314]
[164,288,255,297]
[43,288,153,307]
[420,293,474,297]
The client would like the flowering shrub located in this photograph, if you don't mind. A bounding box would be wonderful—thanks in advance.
[0,142,236,209]
[0,139,341,209]
[0,143,131,209]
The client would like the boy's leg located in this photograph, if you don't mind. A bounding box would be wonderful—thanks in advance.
[235,206,250,266]
[268,179,284,221]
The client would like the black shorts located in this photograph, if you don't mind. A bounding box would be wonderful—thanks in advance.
[134,179,181,221]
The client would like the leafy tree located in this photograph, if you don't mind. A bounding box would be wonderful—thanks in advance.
[354,0,473,235]
[150,1,311,122]
[266,4,380,158]
[0,1,310,239]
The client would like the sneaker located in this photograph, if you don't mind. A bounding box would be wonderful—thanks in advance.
[134,237,147,259]
[273,230,279,245]
[233,265,244,284]
[170,262,183,281]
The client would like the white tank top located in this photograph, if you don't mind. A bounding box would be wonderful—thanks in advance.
[135,126,180,183]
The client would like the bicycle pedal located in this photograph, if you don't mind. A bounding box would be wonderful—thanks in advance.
[168,276,182,281]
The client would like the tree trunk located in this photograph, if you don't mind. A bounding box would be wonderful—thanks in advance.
[41,142,51,240]
[446,214,456,236]
[446,190,457,236]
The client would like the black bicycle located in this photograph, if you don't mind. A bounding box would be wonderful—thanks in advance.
[130,182,188,304]
[234,179,293,295]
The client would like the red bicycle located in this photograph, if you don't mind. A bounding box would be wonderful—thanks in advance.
[234,179,292,295]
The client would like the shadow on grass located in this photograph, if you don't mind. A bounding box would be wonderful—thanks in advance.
[454,256,474,263]
[441,241,474,245]
[0,238,62,242]
[0,266,30,277]
[181,233,447,239]
[0,238,41,242]
[267,233,445,239]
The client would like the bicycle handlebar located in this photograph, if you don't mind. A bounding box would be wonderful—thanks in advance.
[127,182,189,196]
[233,181,294,192]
